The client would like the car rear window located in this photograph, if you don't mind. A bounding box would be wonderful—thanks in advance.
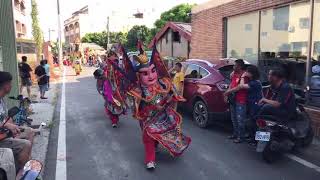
[218,65,233,83]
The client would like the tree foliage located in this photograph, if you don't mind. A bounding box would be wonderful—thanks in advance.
[81,31,128,49]
[127,25,151,51]
[31,0,43,61]
[80,3,194,52]
[51,41,66,57]
[153,4,194,35]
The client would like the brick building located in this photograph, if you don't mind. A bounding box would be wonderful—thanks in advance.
[190,0,320,136]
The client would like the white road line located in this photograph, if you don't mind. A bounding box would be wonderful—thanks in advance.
[55,66,67,180]
[286,154,320,173]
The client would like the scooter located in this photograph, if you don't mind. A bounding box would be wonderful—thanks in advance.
[255,104,314,163]
[9,95,33,126]
[0,107,43,180]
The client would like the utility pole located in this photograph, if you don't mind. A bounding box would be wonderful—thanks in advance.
[107,16,110,49]
[57,0,62,65]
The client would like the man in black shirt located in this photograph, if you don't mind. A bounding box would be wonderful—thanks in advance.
[35,60,48,99]
[258,68,297,121]
[18,56,32,98]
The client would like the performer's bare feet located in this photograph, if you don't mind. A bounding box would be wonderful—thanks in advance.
[146,161,156,170]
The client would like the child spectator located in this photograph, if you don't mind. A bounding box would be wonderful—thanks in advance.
[235,65,263,144]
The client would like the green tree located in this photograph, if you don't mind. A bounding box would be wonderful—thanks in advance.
[81,31,128,49]
[31,0,43,61]
[51,41,66,57]
[127,25,151,51]
[153,4,194,34]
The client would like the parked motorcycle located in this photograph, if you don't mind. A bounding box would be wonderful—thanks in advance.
[255,104,314,163]
[9,95,33,126]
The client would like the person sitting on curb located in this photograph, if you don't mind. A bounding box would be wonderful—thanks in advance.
[0,71,32,178]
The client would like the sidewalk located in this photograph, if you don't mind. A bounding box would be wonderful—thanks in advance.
[21,79,61,176]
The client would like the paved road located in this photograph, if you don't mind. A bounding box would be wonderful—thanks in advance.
[44,67,320,180]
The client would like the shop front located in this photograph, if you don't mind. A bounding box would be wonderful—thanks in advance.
[226,1,319,90]
[191,0,320,136]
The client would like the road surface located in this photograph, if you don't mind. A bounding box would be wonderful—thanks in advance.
[44,67,320,180]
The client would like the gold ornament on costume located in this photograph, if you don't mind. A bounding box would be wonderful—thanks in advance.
[135,53,149,64]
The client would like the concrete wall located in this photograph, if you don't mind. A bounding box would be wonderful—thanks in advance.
[157,29,172,57]
[156,29,190,58]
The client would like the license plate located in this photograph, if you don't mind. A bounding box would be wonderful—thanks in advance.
[255,131,271,141]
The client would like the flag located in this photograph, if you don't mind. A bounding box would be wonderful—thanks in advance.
[119,44,137,84]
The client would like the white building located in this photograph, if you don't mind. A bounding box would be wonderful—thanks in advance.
[63,3,159,42]
[64,6,89,46]
[13,0,32,39]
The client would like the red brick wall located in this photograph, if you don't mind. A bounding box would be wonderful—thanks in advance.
[190,0,301,60]
[42,42,60,80]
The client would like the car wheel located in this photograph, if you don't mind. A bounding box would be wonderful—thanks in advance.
[0,169,7,180]
[193,100,209,128]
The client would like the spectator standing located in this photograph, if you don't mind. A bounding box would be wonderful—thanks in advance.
[229,65,263,143]
[18,56,32,98]
[0,71,32,177]
[170,62,185,95]
[169,62,185,110]
[42,59,50,88]
[35,60,48,99]
[224,59,248,143]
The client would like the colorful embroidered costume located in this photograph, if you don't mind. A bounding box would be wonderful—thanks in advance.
[103,55,127,127]
[120,41,191,169]
[73,60,82,76]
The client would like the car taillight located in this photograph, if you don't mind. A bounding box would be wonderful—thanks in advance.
[256,119,267,128]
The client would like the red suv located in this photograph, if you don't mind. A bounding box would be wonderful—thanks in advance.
[181,59,235,128]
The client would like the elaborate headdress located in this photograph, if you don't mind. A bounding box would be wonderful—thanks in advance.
[132,40,151,71]
[119,40,170,85]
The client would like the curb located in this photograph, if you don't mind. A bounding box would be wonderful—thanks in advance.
[29,82,60,177]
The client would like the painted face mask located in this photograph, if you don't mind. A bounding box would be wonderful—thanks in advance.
[138,64,158,87]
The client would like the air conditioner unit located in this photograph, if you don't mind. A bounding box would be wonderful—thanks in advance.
[288,26,295,33]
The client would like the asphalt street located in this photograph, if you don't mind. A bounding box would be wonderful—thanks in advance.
[44,67,320,180]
